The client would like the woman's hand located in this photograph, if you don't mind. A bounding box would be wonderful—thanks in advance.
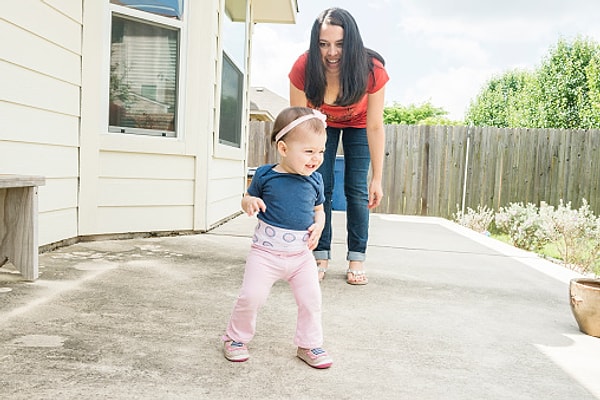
[368,179,383,209]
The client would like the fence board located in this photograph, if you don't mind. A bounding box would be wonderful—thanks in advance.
[537,128,547,205]
[428,126,445,216]
[444,125,466,216]
[566,130,579,206]
[392,125,407,214]
[247,122,277,168]
[493,127,507,209]
[590,132,600,212]
[573,130,589,208]
[547,129,561,207]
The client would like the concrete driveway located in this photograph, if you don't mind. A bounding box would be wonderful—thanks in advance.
[1,212,599,399]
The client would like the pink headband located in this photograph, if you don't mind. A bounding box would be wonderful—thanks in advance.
[275,110,327,142]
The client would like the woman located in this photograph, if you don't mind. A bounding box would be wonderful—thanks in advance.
[289,7,389,285]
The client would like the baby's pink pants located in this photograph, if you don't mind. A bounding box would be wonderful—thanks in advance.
[225,233,323,349]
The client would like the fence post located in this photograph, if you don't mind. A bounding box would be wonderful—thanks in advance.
[420,126,430,215]
[461,126,472,215]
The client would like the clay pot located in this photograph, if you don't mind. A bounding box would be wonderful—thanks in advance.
[569,278,600,337]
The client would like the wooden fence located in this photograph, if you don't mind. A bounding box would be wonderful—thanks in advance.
[247,121,279,168]
[248,122,600,219]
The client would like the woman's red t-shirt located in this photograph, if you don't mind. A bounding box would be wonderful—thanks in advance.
[289,52,389,128]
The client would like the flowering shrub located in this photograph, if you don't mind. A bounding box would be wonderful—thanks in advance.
[538,200,600,275]
[453,205,494,234]
[494,202,549,252]
[454,199,600,276]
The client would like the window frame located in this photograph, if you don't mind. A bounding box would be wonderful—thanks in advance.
[107,3,186,139]
[110,0,184,19]
[218,52,244,148]
[213,5,249,160]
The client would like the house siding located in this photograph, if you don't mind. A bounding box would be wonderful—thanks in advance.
[1,0,294,247]
[96,150,196,232]
[1,0,82,245]
[206,158,246,227]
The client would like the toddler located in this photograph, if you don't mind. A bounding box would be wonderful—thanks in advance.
[222,107,332,369]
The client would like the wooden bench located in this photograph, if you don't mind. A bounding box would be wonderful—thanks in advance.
[0,174,45,281]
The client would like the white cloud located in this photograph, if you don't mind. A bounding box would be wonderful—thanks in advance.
[401,66,500,120]
[399,15,553,44]
[250,25,309,100]
[425,35,489,66]
[366,0,392,10]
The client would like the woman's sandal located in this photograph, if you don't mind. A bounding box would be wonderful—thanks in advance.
[318,267,327,282]
[346,269,368,285]
[317,260,328,283]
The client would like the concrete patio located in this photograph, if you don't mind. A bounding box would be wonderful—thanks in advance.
[1,212,599,399]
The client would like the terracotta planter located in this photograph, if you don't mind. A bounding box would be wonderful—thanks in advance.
[569,278,600,337]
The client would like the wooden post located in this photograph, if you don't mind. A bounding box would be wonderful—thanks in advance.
[0,175,45,281]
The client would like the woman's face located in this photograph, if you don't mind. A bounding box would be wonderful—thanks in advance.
[318,22,344,75]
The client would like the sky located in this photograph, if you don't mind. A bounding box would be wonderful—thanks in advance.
[250,0,600,120]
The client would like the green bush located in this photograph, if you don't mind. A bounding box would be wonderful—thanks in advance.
[538,200,600,275]
[453,199,600,276]
[453,205,494,234]
[494,202,549,252]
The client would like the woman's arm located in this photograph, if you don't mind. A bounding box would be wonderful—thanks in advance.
[289,82,308,107]
[366,85,386,209]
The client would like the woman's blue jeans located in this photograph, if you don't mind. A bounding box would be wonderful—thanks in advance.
[314,127,370,262]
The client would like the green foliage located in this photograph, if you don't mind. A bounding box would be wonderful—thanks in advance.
[494,202,550,252]
[537,37,600,129]
[384,101,463,126]
[538,200,600,274]
[465,36,600,129]
[466,70,536,127]
[581,51,600,127]
[454,200,600,276]
[453,204,494,233]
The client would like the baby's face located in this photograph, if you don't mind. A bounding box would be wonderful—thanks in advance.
[278,127,326,176]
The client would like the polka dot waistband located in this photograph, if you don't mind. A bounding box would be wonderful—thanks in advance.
[252,221,309,252]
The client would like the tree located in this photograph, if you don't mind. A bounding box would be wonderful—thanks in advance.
[583,52,600,127]
[465,36,600,129]
[465,69,536,127]
[536,37,600,129]
[383,101,462,126]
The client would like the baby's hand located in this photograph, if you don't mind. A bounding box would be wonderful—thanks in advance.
[242,195,266,216]
[306,222,323,250]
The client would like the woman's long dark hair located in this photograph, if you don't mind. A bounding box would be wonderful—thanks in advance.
[305,7,385,107]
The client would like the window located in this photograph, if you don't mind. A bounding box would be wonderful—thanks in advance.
[108,2,182,137]
[219,53,244,147]
[218,10,247,148]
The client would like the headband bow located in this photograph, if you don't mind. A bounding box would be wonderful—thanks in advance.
[275,110,327,142]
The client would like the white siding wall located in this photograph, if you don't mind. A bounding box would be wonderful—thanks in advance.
[96,151,196,232]
[206,159,246,227]
[1,0,262,247]
[0,0,82,245]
